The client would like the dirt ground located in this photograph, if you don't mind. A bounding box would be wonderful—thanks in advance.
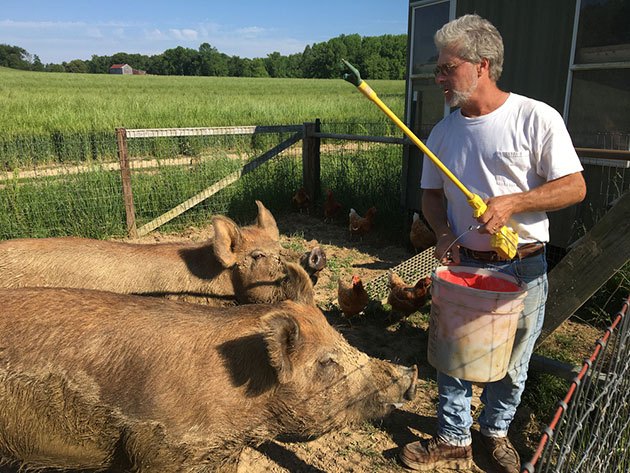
[135,209,601,473]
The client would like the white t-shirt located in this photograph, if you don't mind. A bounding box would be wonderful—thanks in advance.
[421,92,583,251]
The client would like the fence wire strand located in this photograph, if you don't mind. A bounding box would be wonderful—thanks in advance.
[525,294,630,473]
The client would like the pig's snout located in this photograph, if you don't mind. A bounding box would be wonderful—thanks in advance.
[299,247,327,285]
[303,246,326,272]
[381,364,418,411]
[308,246,327,271]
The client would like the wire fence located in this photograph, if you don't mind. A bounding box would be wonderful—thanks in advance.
[524,293,630,473]
[0,121,408,242]
[0,127,309,239]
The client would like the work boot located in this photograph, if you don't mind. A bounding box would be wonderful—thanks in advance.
[399,436,473,471]
[480,434,521,473]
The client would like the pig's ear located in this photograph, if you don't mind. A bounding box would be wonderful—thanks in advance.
[254,200,280,241]
[260,311,300,384]
[283,263,315,306]
[212,216,243,268]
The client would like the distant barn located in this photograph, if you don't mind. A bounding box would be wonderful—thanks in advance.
[109,64,145,75]
[109,64,133,75]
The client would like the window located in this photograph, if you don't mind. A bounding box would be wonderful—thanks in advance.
[406,0,453,137]
[566,0,630,150]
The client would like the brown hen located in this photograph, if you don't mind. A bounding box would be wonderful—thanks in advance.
[387,271,432,315]
[409,212,437,252]
[323,189,343,223]
[349,207,377,240]
[292,187,310,213]
[337,274,370,317]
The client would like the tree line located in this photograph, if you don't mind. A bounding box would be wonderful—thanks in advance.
[0,33,406,80]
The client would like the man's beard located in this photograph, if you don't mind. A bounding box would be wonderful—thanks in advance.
[446,73,478,108]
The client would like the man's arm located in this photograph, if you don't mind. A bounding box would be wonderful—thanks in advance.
[480,172,587,232]
[422,188,461,263]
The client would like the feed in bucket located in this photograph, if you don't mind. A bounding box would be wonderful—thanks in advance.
[428,266,528,382]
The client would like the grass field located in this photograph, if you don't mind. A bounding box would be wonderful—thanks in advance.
[0,67,405,136]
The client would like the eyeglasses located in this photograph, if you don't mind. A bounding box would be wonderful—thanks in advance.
[433,61,466,77]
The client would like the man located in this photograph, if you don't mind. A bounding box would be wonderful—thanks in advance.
[399,14,586,473]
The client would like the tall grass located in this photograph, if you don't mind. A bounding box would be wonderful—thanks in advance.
[0,67,405,137]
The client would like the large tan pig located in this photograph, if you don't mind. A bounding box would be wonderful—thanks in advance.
[0,200,325,305]
[0,287,418,472]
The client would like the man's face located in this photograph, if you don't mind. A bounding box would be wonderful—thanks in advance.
[434,49,478,108]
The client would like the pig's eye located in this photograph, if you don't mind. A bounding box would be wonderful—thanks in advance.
[316,355,341,381]
[251,250,266,260]
[318,355,338,368]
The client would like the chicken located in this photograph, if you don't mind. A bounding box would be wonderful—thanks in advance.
[349,206,377,240]
[387,271,432,316]
[409,212,437,252]
[337,274,370,317]
[323,189,343,223]
[292,187,310,213]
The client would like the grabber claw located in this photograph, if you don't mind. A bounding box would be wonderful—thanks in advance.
[341,59,362,87]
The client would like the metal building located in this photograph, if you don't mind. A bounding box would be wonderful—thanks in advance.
[109,64,133,75]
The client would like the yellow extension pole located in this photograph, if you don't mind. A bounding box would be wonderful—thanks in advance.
[343,60,518,258]
[355,81,486,212]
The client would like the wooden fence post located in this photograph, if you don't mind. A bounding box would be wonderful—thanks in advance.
[115,128,138,238]
[302,119,321,205]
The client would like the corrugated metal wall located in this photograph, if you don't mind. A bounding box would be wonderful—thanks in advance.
[456,0,576,113]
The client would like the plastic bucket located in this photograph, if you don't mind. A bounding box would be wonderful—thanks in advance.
[428,266,528,382]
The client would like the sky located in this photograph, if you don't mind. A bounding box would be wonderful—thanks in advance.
[0,0,410,64]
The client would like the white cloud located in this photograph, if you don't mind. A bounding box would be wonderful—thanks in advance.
[85,27,104,39]
[0,19,86,30]
[173,28,199,41]
[235,26,267,37]
[145,28,166,40]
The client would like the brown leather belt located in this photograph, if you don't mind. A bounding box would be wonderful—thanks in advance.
[459,242,545,262]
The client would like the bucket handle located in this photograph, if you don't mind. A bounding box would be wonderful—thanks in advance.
[438,225,482,262]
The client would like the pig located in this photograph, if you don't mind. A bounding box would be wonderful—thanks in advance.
[0,200,325,305]
[0,287,418,472]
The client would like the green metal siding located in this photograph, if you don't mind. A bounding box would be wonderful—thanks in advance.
[456,0,576,113]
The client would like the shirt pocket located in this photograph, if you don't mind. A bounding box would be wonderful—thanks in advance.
[491,151,531,190]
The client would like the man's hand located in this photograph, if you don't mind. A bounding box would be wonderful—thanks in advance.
[477,194,516,234]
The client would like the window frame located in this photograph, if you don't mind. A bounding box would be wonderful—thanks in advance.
[407,0,456,125]
[563,0,630,155]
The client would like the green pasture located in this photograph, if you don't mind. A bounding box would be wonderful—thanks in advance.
[0,66,405,137]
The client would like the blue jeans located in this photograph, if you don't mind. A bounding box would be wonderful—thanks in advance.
[437,250,548,445]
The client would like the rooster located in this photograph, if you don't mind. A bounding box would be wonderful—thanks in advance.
[337,274,370,317]
[323,189,343,223]
[409,212,437,252]
[387,271,432,316]
[292,187,310,213]
[349,206,377,240]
